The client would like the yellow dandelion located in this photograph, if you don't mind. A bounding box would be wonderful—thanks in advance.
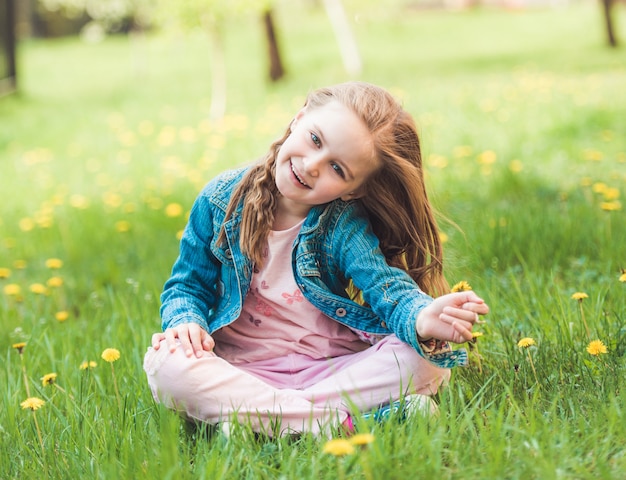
[620,272,626,283]
[41,373,58,386]
[21,397,46,411]
[19,217,35,231]
[102,348,121,363]
[12,342,26,354]
[592,182,608,194]
[45,258,63,269]
[165,203,184,218]
[600,201,621,211]
[517,337,536,349]
[571,292,589,301]
[323,438,355,456]
[451,280,472,293]
[47,276,64,288]
[115,220,131,232]
[55,311,69,322]
[0,267,11,278]
[472,331,484,339]
[13,260,27,269]
[4,283,21,296]
[29,283,49,295]
[586,340,608,356]
[80,360,97,370]
[349,433,375,446]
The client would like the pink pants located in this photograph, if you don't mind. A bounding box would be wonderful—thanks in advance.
[143,335,450,437]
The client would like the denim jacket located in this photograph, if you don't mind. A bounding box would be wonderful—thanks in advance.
[160,168,466,369]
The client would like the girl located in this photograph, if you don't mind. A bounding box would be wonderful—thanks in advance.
[144,81,489,437]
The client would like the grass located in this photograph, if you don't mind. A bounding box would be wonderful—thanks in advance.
[1,1,625,478]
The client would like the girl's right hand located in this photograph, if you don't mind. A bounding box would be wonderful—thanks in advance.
[151,323,215,358]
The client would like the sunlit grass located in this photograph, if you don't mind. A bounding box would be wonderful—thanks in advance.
[1,2,625,478]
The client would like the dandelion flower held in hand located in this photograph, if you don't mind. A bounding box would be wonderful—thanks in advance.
[451,280,472,292]
[517,337,535,349]
[323,438,355,456]
[587,340,608,356]
[21,397,46,411]
[101,348,121,363]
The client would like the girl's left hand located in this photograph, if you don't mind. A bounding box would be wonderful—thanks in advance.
[416,291,489,344]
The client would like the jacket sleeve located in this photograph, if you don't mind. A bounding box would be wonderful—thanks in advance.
[159,183,221,332]
[331,202,433,353]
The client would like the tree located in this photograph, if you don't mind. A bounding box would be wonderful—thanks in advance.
[321,0,362,76]
[600,0,618,47]
[154,0,266,120]
[262,8,285,82]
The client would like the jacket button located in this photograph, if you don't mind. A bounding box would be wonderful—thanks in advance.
[381,321,387,328]
[225,249,232,259]
[336,308,347,317]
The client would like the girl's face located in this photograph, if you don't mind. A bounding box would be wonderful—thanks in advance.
[275,101,379,219]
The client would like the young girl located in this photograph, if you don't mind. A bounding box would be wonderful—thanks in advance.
[144,81,489,437]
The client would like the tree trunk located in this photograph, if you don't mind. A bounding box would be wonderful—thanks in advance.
[601,0,618,48]
[322,0,362,76]
[263,9,285,82]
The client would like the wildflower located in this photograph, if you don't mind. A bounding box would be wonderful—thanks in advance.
[47,276,64,288]
[29,283,49,295]
[323,438,355,456]
[472,331,484,340]
[102,348,121,363]
[517,337,540,388]
[165,203,184,218]
[600,201,621,211]
[12,342,26,354]
[41,373,58,386]
[102,348,121,407]
[3,283,21,296]
[45,258,63,269]
[572,292,591,338]
[620,272,626,283]
[349,433,375,446]
[517,337,535,349]
[586,340,608,356]
[115,220,131,232]
[55,311,69,322]
[451,280,472,292]
[80,360,97,370]
[20,397,46,411]
[0,267,11,278]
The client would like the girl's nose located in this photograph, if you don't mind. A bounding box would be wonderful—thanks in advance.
[302,156,321,177]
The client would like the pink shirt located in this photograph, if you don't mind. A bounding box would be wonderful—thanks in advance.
[213,221,368,364]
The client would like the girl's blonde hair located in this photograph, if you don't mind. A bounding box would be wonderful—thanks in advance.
[219,82,448,297]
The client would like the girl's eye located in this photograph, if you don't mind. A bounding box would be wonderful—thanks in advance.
[331,163,345,178]
[310,132,321,148]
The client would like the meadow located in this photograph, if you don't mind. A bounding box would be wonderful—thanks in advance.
[1,1,625,478]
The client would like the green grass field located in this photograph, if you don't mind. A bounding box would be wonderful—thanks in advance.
[1,2,625,478]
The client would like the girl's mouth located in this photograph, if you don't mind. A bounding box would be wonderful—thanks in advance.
[291,162,310,188]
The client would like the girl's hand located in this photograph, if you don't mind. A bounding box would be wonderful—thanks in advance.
[416,291,489,344]
[151,323,215,358]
